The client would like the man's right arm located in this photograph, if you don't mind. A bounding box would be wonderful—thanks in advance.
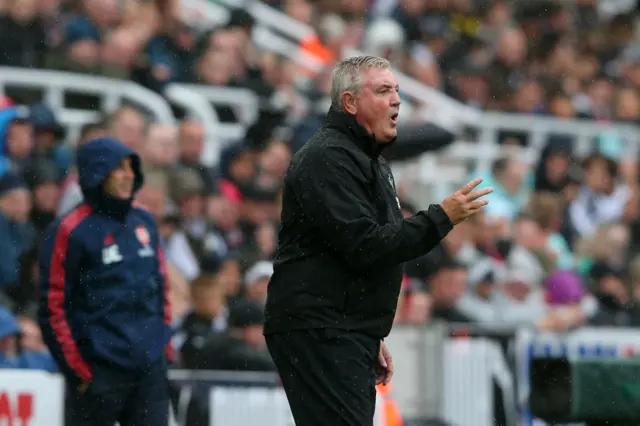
[38,218,93,385]
[292,145,453,271]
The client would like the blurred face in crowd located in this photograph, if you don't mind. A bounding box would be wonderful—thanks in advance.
[85,0,120,28]
[548,95,574,118]
[242,324,266,350]
[179,120,205,163]
[497,159,525,195]
[102,29,140,70]
[206,195,239,231]
[429,266,467,306]
[514,217,545,248]
[255,221,277,256]
[230,151,255,183]
[103,157,135,199]
[605,224,630,263]
[220,259,242,297]
[502,278,531,302]
[589,79,614,111]
[402,291,432,325]
[34,129,58,151]
[342,66,401,142]
[111,108,146,153]
[545,152,570,183]
[260,140,291,179]
[284,0,312,24]
[11,0,39,23]
[0,335,17,359]
[144,124,179,166]
[598,275,629,305]
[7,121,33,159]
[514,81,542,113]
[80,125,107,145]
[33,182,60,213]
[192,278,226,320]
[246,277,270,303]
[199,50,233,86]
[0,188,31,223]
[135,185,166,222]
[497,28,526,67]
[614,88,640,121]
[179,193,204,220]
[584,156,614,193]
[19,316,46,353]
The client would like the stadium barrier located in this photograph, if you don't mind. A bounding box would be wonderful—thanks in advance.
[2,326,639,426]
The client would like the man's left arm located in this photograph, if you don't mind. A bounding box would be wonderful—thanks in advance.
[154,228,173,363]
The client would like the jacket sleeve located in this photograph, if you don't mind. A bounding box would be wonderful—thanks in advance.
[37,222,93,384]
[293,145,453,270]
[156,236,174,362]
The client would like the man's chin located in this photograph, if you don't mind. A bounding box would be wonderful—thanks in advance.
[378,130,398,144]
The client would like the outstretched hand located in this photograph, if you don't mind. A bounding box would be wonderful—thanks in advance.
[440,177,493,225]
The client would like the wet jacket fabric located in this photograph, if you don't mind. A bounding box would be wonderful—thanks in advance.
[264,110,453,338]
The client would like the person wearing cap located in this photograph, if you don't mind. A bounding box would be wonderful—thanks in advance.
[37,137,172,426]
[244,261,274,305]
[188,299,275,372]
[29,103,71,177]
[0,173,36,293]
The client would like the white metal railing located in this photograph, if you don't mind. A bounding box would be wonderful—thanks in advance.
[0,67,176,146]
[207,0,476,129]
[181,0,230,29]
[164,84,223,166]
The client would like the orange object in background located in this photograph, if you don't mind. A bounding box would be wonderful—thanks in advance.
[297,34,335,77]
[376,383,403,426]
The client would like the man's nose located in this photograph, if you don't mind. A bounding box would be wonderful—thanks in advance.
[391,90,401,107]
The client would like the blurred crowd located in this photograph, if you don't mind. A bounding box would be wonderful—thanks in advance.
[1,0,640,375]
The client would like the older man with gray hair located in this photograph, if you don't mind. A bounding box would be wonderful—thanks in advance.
[264,55,492,426]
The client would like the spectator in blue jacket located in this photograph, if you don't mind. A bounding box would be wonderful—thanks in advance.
[0,306,57,372]
[0,173,36,292]
[38,136,172,426]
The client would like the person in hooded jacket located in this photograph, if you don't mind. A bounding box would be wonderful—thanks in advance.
[264,56,492,426]
[37,136,172,426]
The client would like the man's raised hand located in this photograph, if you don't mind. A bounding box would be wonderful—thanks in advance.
[440,177,493,225]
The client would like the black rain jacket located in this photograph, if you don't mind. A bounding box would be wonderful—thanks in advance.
[263,109,453,338]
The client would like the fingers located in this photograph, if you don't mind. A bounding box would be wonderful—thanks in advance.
[458,177,483,195]
[470,199,489,210]
[378,351,387,368]
[466,186,493,202]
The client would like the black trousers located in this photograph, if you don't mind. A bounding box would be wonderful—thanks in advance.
[65,356,169,426]
[266,328,380,426]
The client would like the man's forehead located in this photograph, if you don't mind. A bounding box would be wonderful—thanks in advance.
[361,68,398,88]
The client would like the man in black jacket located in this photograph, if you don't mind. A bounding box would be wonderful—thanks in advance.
[264,55,492,426]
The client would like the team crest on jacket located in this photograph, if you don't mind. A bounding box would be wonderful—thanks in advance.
[136,226,154,257]
[136,226,150,245]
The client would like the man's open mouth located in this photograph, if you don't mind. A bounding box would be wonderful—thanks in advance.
[390,113,398,121]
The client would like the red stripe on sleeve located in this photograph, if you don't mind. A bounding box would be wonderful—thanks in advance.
[157,243,174,361]
[48,203,94,382]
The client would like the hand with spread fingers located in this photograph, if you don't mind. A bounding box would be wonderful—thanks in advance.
[440,177,493,225]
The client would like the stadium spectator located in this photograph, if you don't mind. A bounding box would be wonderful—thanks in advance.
[0,173,35,297]
[38,137,172,426]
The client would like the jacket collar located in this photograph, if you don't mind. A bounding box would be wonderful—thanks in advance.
[324,108,395,159]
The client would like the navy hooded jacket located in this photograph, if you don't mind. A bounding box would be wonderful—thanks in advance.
[37,137,172,385]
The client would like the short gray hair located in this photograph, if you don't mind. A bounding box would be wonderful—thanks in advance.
[330,56,390,110]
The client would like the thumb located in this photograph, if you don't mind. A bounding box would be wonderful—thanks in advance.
[379,351,387,367]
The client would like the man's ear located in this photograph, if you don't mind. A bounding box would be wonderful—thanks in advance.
[341,92,357,115]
